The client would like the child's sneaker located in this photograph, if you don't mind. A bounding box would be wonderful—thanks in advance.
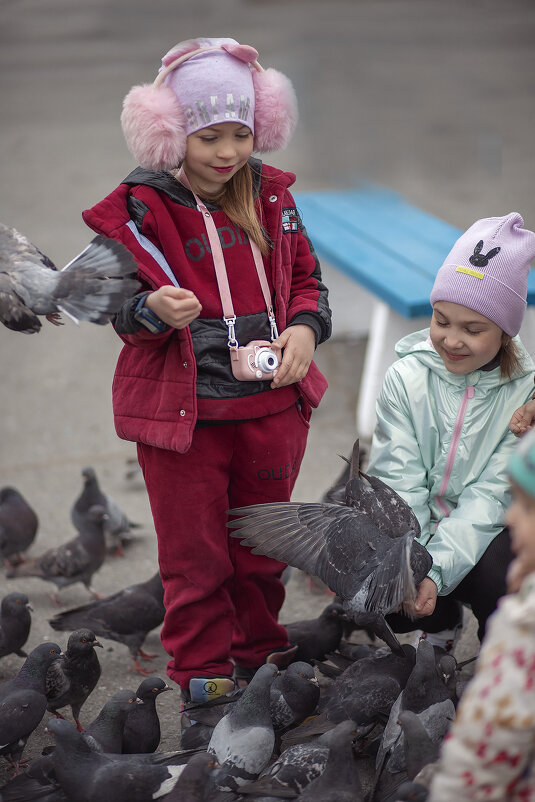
[411,622,463,654]
[181,675,236,705]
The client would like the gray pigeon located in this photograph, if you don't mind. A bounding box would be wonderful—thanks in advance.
[297,719,363,802]
[372,640,456,801]
[82,689,139,754]
[270,661,320,732]
[208,662,278,791]
[71,467,141,557]
[0,753,67,801]
[0,592,32,659]
[228,439,432,657]
[121,677,171,754]
[45,628,103,731]
[155,752,217,802]
[284,603,346,664]
[48,572,164,673]
[0,487,38,566]
[46,717,186,802]
[0,223,139,333]
[238,724,350,798]
[0,641,63,773]
[281,645,415,747]
[5,505,108,604]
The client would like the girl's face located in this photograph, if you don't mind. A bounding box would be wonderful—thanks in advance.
[430,301,504,374]
[506,480,535,579]
[183,122,254,196]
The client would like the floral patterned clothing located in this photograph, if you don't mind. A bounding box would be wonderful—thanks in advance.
[429,574,535,801]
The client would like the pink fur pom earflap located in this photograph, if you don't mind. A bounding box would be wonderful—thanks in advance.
[121,83,188,171]
[253,67,298,153]
[120,38,298,171]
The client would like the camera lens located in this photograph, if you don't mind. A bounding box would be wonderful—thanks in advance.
[256,349,279,373]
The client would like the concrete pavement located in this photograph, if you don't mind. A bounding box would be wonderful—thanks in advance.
[0,0,533,783]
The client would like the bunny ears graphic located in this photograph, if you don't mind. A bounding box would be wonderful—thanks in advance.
[121,38,298,171]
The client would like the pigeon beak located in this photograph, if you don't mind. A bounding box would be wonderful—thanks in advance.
[93,640,104,648]
[26,602,34,611]
[135,696,144,705]
[309,677,320,687]
[160,685,172,693]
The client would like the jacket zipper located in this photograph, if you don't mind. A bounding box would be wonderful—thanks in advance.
[435,384,475,517]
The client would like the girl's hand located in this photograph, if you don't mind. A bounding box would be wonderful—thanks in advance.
[403,576,438,618]
[270,324,316,389]
[510,398,535,436]
[145,286,202,329]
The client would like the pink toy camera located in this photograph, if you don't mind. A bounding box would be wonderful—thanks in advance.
[230,340,281,381]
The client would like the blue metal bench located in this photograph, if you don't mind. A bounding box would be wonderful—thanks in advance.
[294,184,535,439]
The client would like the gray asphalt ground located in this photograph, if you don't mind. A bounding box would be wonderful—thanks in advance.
[0,0,534,787]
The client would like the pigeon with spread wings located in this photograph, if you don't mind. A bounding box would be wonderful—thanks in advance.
[0,223,139,333]
[228,440,432,656]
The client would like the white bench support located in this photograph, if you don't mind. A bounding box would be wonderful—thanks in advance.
[356,301,428,441]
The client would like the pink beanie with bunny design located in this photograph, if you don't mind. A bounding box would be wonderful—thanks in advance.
[121,37,298,172]
[430,213,535,336]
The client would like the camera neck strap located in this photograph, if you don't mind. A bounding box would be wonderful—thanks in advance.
[177,168,279,349]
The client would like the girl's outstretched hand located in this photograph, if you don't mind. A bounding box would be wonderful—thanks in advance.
[270,324,316,388]
[510,398,535,436]
[145,286,202,329]
[403,576,438,618]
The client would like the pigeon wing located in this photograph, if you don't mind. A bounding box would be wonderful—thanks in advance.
[228,502,386,600]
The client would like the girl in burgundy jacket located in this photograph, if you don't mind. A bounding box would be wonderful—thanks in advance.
[82,37,331,703]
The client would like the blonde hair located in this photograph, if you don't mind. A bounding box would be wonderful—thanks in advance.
[500,334,523,379]
[200,162,270,255]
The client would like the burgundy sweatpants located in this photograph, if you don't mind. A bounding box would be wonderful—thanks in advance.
[137,401,310,690]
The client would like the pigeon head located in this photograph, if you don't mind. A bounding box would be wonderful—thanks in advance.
[135,677,172,700]
[2,591,32,615]
[81,467,98,485]
[66,628,103,655]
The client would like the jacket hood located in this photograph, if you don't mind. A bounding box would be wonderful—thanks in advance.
[395,327,535,388]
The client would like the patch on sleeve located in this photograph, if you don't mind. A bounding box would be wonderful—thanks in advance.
[282,208,298,234]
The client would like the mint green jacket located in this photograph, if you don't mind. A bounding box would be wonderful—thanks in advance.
[367,328,535,595]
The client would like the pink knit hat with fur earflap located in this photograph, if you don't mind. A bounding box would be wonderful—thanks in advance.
[121,37,298,171]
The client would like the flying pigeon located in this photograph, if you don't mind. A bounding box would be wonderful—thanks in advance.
[0,641,63,774]
[45,628,103,731]
[121,677,171,754]
[0,223,139,334]
[228,439,432,656]
[5,505,108,604]
[0,592,33,659]
[71,467,142,557]
[48,572,165,673]
[0,487,38,567]
[207,662,278,791]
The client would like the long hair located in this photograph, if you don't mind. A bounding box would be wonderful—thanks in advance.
[202,162,270,255]
[500,334,523,379]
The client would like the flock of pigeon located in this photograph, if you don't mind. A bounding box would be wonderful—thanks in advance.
[0,220,479,802]
[0,439,479,801]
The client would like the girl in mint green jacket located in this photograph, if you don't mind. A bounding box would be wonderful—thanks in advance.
[367,212,535,648]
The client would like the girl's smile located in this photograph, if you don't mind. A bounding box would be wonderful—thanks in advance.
[430,301,504,374]
[182,122,254,197]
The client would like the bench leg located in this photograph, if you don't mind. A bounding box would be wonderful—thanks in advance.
[356,301,427,442]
